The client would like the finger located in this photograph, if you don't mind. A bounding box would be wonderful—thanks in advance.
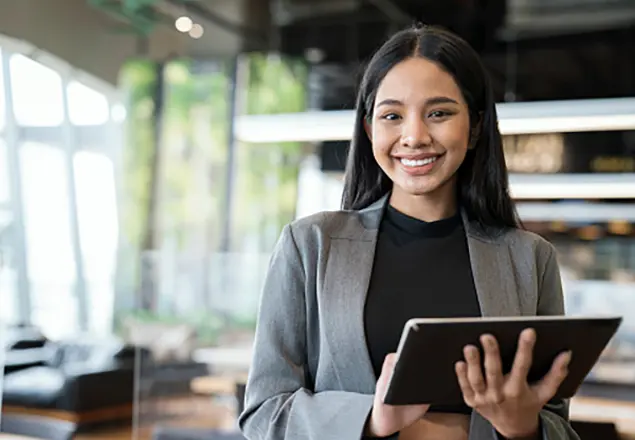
[383,353,397,370]
[534,350,572,403]
[481,334,504,403]
[379,353,397,382]
[455,361,475,405]
[510,328,536,386]
[377,353,397,400]
[464,344,486,394]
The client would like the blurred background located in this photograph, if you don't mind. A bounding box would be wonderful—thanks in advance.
[0,0,634,439]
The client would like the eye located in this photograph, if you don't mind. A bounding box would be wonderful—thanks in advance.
[380,113,401,121]
[428,110,452,120]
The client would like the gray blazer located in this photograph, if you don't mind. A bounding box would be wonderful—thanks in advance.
[238,195,580,440]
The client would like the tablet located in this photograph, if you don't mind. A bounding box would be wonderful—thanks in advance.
[384,315,622,406]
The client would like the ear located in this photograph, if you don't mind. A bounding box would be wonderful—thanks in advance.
[363,115,372,141]
[468,113,483,150]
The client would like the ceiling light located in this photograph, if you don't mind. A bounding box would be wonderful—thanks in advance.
[189,23,204,39]
[175,16,193,33]
[304,47,325,64]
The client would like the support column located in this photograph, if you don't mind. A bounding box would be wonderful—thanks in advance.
[138,61,165,312]
[60,73,89,332]
[2,50,31,323]
[220,56,240,252]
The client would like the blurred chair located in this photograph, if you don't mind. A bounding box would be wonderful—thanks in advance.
[0,413,75,440]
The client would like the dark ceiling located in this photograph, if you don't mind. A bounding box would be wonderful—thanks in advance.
[134,0,635,106]
[258,0,635,107]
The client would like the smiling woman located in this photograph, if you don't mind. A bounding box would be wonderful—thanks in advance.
[342,25,518,231]
[239,24,580,440]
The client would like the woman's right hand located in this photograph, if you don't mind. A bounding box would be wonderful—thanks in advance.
[365,353,431,437]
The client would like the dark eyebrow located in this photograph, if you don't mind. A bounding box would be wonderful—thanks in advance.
[376,98,403,108]
[376,96,459,108]
[426,96,459,106]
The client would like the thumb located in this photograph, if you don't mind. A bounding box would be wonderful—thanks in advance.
[383,353,397,369]
[380,353,397,381]
[376,353,397,399]
[534,350,571,403]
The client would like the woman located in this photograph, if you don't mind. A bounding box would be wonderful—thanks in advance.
[238,24,580,440]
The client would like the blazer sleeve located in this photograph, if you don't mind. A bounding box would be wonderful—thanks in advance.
[238,224,375,440]
[534,241,581,440]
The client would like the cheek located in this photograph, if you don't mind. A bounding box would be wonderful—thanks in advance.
[449,135,470,154]
[372,145,391,171]
[371,132,395,159]
[439,123,471,154]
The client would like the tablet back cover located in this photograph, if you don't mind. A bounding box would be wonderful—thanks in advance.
[384,316,622,406]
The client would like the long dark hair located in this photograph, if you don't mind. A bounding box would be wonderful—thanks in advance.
[341,24,520,230]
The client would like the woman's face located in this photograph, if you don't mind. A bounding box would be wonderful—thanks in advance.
[368,56,472,205]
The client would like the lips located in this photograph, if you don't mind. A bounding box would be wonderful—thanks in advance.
[393,151,443,160]
[394,153,444,175]
[400,156,439,167]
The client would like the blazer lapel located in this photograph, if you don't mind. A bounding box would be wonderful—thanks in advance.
[321,196,387,394]
[463,216,524,439]
[320,198,522,397]
[463,215,522,317]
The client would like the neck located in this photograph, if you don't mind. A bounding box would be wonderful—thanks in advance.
[389,187,457,223]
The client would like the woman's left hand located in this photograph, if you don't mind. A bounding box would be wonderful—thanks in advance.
[455,328,572,439]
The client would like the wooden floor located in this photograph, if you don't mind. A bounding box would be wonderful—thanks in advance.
[74,426,137,440]
[6,394,635,440]
[73,396,238,440]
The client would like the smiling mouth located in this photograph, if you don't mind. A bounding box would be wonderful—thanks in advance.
[393,153,445,176]
[399,156,440,167]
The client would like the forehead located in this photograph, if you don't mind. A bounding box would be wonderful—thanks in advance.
[375,57,465,105]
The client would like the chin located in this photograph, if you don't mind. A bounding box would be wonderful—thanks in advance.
[398,178,441,194]
[395,175,455,198]
[398,184,443,197]
[411,188,444,197]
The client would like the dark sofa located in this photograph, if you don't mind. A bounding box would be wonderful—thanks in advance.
[2,339,137,427]
[3,333,210,429]
[4,346,49,374]
[3,324,49,374]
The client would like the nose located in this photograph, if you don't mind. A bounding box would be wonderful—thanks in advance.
[400,117,432,148]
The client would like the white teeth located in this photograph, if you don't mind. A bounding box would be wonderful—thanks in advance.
[400,156,438,167]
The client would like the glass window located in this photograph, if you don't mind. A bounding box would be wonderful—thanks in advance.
[0,140,8,204]
[67,81,110,126]
[74,151,118,334]
[111,103,127,124]
[0,139,16,326]
[0,47,5,132]
[20,142,78,338]
[10,55,64,127]
[0,209,17,326]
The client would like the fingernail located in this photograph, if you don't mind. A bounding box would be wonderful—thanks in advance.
[564,350,573,365]
[524,328,536,341]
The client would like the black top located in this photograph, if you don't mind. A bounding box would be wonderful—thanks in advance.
[364,204,481,414]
